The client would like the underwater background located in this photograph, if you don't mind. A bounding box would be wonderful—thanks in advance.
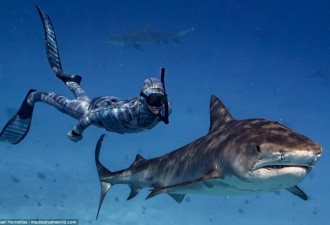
[0,0,329,224]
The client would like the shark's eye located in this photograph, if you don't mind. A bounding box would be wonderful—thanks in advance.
[256,145,261,153]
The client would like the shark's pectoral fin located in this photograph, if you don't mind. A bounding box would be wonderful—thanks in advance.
[146,171,219,202]
[147,187,166,200]
[286,186,308,200]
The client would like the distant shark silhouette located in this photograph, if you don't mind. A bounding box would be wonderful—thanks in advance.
[107,27,194,49]
[94,95,322,219]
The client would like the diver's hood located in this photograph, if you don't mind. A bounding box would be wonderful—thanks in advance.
[140,68,169,124]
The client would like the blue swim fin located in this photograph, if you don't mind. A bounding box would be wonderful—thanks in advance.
[0,89,36,144]
[36,5,82,85]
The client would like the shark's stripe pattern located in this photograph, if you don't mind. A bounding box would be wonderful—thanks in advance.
[94,95,322,219]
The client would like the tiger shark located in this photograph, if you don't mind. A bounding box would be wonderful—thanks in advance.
[95,95,322,219]
[107,26,194,50]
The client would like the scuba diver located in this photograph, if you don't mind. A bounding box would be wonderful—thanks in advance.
[0,6,171,144]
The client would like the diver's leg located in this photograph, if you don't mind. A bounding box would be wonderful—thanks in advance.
[0,88,90,145]
[27,91,89,119]
[65,82,90,101]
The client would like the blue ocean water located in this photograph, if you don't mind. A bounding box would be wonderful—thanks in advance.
[0,0,329,224]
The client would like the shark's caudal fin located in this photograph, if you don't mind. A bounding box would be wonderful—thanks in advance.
[94,135,148,219]
[0,89,36,144]
[209,95,234,133]
[95,134,113,220]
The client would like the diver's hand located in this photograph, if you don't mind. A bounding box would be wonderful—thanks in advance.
[67,130,82,142]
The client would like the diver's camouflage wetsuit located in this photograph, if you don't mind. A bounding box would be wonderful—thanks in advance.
[27,77,171,142]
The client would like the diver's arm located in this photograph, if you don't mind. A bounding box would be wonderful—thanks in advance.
[67,114,94,142]
[67,130,83,142]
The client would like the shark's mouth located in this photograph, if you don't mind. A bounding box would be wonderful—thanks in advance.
[252,160,312,172]
[253,164,312,178]
[253,151,318,172]
[248,164,312,188]
[250,164,311,181]
[261,165,309,170]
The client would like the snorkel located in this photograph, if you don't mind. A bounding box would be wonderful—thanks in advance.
[158,67,169,124]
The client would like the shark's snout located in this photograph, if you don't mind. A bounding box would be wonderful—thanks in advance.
[282,144,322,164]
[303,142,323,165]
[315,146,322,159]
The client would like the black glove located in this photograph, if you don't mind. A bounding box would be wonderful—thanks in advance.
[67,130,82,142]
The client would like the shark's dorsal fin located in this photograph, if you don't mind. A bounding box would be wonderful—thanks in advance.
[130,154,147,168]
[286,186,308,200]
[209,95,234,133]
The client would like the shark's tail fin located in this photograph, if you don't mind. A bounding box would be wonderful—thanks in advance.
[95,134,113,220]
[94,134,146,219]
[173,27,194,44]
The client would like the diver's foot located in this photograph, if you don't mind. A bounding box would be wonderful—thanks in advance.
[19,89,37,118]
[56,73,82,85]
